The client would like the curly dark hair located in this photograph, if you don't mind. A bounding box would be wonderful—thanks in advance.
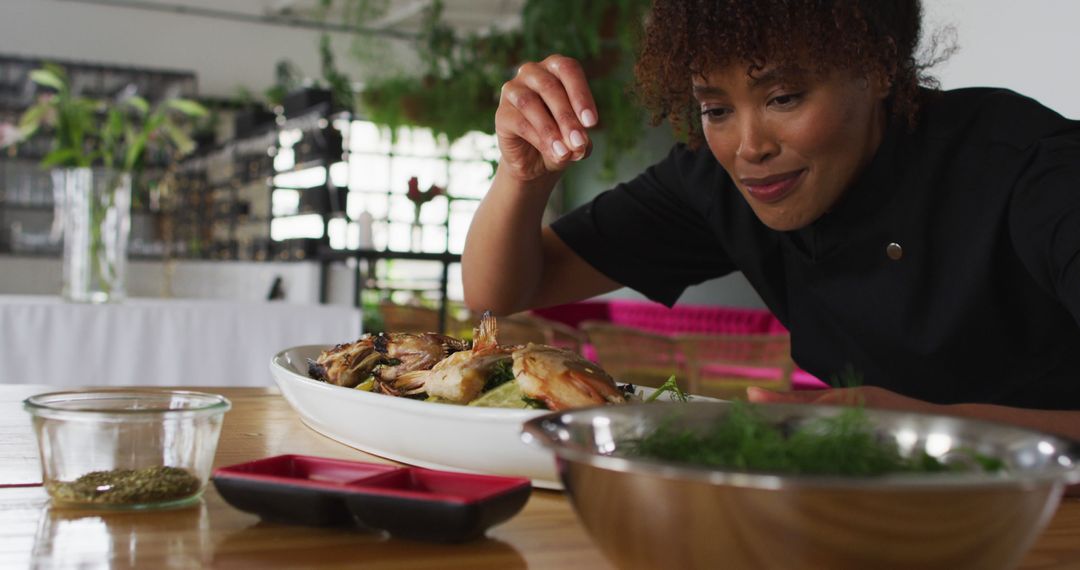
[635,0,949,147]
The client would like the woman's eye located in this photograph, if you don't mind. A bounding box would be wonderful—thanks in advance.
[700,106,731,122]
[769,92,804,108]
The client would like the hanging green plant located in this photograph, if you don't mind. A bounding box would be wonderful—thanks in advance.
[328,0,653,177]
[320,34,357,113]
[263,59,304,109]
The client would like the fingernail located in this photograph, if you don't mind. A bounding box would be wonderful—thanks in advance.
[569,130,586,148]
[581,109,597,128]
[552,140,569,158]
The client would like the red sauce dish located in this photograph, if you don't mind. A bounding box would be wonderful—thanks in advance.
[212,455,532,542]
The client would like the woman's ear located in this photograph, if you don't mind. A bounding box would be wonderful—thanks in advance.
[867,63,895,101]
[872,72,893,100]
[857,72,892,101]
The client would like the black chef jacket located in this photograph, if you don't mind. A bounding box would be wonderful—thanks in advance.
[551,87,1080,409]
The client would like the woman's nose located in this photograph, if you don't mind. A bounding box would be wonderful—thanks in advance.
[736,116,779,163]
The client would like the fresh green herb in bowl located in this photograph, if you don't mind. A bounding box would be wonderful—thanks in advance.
[522,401,1080,569]
[625,401,1005,476]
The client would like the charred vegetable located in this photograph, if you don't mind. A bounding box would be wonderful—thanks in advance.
[308,332,468,389]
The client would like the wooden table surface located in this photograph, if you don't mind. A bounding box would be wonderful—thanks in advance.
[3,385,1080,569]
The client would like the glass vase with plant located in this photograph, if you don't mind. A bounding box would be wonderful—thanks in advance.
[11,63,207,302]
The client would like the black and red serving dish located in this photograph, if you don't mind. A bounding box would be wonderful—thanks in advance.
[212,455,532,542]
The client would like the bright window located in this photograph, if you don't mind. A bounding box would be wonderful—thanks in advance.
[343,120,496,255]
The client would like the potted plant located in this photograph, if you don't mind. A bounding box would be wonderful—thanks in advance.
[11,63,207,303]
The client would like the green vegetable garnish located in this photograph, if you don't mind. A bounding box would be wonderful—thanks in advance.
[483,359,516,392]
[645,375,689,403]
[469,380,528,408]
[521,397,549,410]
[354,377,376,391]
[972,453,1006,472]
[830,363,865,389]
[467,380,549,409]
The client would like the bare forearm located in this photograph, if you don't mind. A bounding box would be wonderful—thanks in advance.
[466,54,619,313]
[462,164,560,315]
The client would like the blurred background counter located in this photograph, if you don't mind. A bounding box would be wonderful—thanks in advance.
[0,295,360,387]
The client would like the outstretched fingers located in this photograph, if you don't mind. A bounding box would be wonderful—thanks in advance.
[502,56,596,167]
[540,55,597,145]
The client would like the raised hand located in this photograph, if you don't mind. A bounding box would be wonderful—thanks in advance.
[495,54,598,182]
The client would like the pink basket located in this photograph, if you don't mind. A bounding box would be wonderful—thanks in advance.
[607,300,779,335]
[792,370,829,391]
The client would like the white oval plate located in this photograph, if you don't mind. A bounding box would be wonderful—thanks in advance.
[271,345,713,489]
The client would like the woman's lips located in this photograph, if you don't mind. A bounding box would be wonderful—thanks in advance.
[740,169,806,204]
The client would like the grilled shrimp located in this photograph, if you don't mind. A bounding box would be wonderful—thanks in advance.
[404,350,513,402]
[309,332,467,389]
[513,343,626,411]
[385,311,513,403]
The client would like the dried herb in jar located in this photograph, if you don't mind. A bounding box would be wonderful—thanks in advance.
[48,466,201,505]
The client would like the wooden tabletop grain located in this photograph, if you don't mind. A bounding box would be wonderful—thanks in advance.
[2,386,1079,569]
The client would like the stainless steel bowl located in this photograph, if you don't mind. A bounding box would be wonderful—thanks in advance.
[522,402,1080,570]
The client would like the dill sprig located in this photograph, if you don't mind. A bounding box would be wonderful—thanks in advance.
[830,363,865,389]
[625,402,1003,476]
[645,375,689,403]
[483,359,516,392]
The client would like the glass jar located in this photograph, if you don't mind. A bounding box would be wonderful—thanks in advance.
[24,390,231,510]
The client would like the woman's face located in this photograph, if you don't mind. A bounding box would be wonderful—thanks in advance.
[693,63,889,231]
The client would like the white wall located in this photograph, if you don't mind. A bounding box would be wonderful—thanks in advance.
[923,0,1080,119]
[0,0,417,98]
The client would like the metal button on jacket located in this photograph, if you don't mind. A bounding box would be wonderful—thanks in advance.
[886,242,903,260]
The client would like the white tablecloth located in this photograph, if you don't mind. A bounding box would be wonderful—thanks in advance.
[0,295,362,387]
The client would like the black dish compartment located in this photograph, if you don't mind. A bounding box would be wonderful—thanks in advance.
[212,454,532,541]
[344,468,534,542]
